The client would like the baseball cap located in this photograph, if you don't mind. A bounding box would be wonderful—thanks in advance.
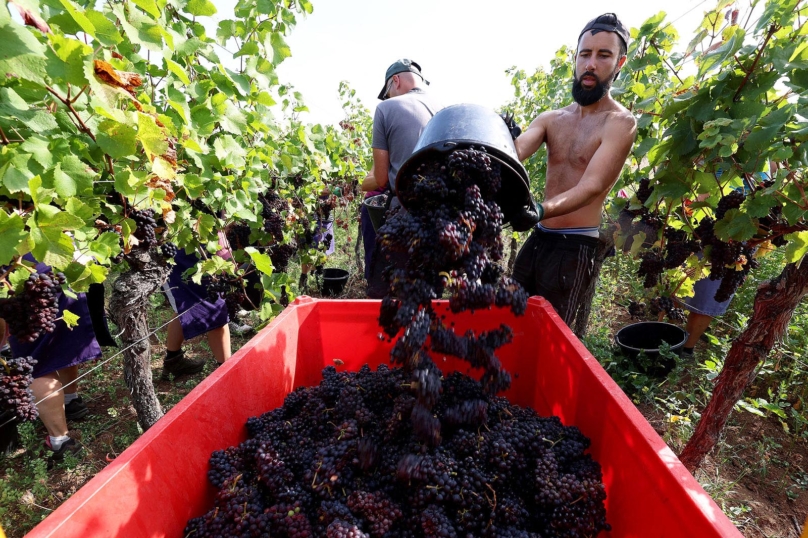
[578,13,629,51]
[377,59,430,100]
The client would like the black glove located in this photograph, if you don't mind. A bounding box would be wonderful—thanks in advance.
[501,112,522,140]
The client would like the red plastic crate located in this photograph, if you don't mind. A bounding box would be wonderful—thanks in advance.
[27,297,741,537]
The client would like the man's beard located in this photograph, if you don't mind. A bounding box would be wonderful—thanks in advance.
[571,70,614,106]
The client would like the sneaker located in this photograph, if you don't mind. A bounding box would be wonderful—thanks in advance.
[64,397,89,421]
[680,348,695,359]
[228,321,254,336]
[161,351,205,381]
[46,437,83,469]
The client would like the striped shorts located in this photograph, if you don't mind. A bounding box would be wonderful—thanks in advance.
[512,227,599,326]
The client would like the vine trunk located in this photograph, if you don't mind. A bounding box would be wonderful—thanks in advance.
[680,256,808,471]
[109,249,170,430]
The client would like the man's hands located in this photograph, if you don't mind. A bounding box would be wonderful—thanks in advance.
[501,112,522,141]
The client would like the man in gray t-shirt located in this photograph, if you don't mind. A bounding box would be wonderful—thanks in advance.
[362,59,442,200]
[361,59,443,297]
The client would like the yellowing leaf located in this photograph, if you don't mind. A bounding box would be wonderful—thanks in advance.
[165,58,190,84]
[185,0,216,16]
[61,309,80,328]
[131,0,160,18]
[137,113,169,157]
[151,156,176,180]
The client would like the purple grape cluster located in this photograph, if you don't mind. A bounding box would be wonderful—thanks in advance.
[375,147,528,445]
[131,208,158,248]
[260,190,288,243]
[160,241,178,259]
[637,250,665,288]
[0,355,38,421]
[715,190,744,220]
[1,271,65,343]
[185,366,609,537]
[649,296,686,323]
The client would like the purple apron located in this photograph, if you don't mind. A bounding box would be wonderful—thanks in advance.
[8,258,102,378]
[163,249,229,340]
[314,219,336,255]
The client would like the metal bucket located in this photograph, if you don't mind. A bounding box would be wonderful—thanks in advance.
[394,103,540,231]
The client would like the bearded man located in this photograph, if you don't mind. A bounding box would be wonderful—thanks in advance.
[512,13,637,331]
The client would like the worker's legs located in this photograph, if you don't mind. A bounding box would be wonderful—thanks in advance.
[59,365,79,396]
[684,312,713,349]
[30,373,68,438]
[166,317,184,352]
[206,325,231,365]
[161,318,205,379]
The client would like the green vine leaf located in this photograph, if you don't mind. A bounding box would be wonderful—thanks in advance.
[185,0,217,17]
[714,209,758,242]
[784,231,808,263]
[0,212,28,266]
[245,247,274,276]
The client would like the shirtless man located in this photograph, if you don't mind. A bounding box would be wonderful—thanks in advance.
[512,13,637,331]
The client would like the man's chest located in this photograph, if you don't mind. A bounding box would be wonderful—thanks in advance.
[546,119,605,169]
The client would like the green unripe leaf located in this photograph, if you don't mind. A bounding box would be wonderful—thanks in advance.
[0,6,47,84]
[713,209,758,242]
[0,212,28,266]
[57,0,96,36]
[742,195,780,219]
[21,136,53,169]
[185,0,217,16]
[84,10,123,46]
[61,309,80,328]
[30,224,74,268]
[234,42,259,58]
[98,120,138,159]
[137,113,169,158]
[46,34,91,86]
[132,0,161,19]
[784,231,808,263]
[269,32,292,65]
[245,247,274,276]
[165,58,191,84]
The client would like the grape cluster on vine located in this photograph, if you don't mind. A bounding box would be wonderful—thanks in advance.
[637,250,664,289]
[636,177,653,205]
[715,190,744,221]
[0,271,66,343]
[648,296,685,323]
[185,366,610,537]
[0,355,38,422]
[260,190,288,243]
[160,241,178,259]
[130,208,158,249]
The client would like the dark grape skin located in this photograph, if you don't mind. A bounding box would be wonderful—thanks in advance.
[130,208,158,248]
[185,366,610,538]
[185,148,609,538]
[0,271,65,343]
[0,355,38,421]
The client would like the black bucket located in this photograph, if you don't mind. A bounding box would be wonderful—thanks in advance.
[394,103,540,232]
[363,194,388,232]
[615,322,688,377]
[321,268,349,296]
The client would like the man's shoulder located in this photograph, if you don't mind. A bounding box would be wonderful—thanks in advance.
[608,100,635,121]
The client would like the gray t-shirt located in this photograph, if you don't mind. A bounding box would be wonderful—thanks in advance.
[372,88,443,194]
